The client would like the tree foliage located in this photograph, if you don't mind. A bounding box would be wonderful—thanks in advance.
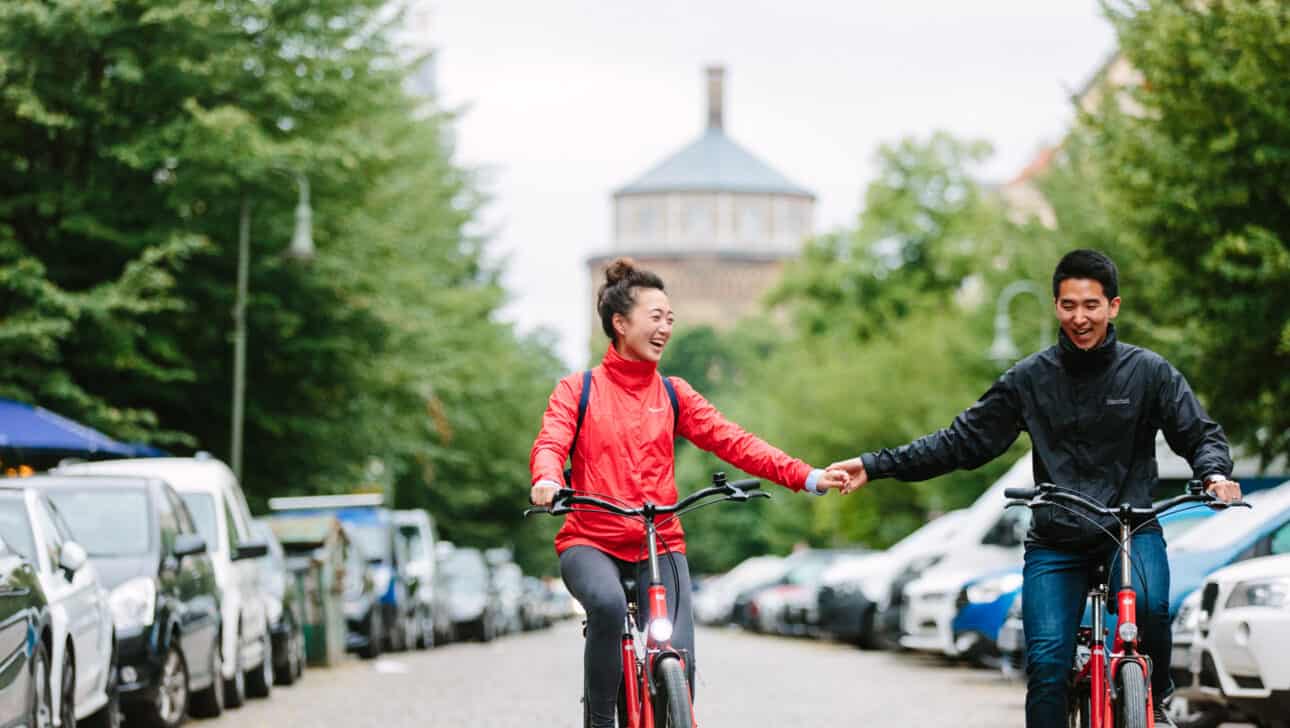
[1089,0,1290,462]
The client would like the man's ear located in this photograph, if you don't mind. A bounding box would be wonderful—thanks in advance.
[1108,296,1122,320]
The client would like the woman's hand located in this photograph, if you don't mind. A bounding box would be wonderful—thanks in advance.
[530,480,561,507]
[827,457,869,495]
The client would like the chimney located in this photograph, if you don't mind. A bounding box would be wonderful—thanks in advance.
[705,65,725,130]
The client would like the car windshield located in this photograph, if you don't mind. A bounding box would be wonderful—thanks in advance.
[0,495,35,563]
[179,493,219,551]
[45,489,152,556]
[1170,486,1290,552]
[348,524,390,562]
[889,511,965,558]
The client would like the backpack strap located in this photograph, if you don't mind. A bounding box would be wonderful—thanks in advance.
[661,374,680,435]
[563,369,593,484]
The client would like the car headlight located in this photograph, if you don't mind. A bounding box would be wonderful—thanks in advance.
[965,573,1024,605]
[648,618,674,642]
[110,577,156,630]
[1174,592,1201,633]
[1226,577,1290,609]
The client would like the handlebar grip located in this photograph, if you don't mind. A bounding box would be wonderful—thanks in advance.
[728,479,761,491]
[1003,487,1038,500]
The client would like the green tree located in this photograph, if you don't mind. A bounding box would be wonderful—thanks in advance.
[1089,0,1290,462]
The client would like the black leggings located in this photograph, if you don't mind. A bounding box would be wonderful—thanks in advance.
[559,545,695,728]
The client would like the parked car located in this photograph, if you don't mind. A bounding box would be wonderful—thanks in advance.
[252,521,307,686]
[0,537,52,727]
[34,474,223,726]
[392,510,438,648]
[1167,480,1290,616]
[439,547,499,641]
[490,561,525,636]
[269,495,416,655]
[59,455,274,709]
[693,555,784,626]
[519,577,551,631]
[818,510,966,649]
[735,549,847,633]
[430,541,458,644]
[1172,554,1290,728]
[0,485,118,727]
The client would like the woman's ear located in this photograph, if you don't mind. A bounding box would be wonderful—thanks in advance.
[612,312,628,338]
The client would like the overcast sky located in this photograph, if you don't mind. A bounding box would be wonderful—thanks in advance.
[420,0,1117,370]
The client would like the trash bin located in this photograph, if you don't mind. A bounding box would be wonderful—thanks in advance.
[265,515,352,667]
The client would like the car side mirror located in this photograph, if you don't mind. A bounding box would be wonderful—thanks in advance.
[59,542,88,576]
[233,539,269,561]
[174,534,207,559]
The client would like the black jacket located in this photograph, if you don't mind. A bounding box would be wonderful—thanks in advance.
[860,325,1232,549]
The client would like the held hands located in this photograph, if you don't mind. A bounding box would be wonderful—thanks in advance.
[812,468,849,494]
[825,457,869,496]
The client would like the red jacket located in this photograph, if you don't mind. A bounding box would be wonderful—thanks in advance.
[530,345,813,562]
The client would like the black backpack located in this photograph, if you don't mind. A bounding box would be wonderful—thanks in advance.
[563,369,680,485]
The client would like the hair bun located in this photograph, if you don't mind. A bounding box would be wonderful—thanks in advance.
[604,257,638,286]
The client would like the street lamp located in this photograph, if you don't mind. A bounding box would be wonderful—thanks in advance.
[231,171,314,482]
[988,280,1050,368]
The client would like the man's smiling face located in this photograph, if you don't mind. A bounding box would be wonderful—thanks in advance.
[1055,277,1120,350]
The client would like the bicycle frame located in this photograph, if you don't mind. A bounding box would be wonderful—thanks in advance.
[1005,481,1247,728]
[619,506,692,728]
[528,472,765,728]
[1070,515,1154,728]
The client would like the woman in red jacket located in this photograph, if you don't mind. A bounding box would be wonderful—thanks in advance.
[530,258,843,727]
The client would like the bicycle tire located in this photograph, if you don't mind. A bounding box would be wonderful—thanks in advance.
[1117,661,1149,728]
[652,656,693,728]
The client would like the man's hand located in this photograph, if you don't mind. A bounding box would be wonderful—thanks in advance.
[530,480,560,507]
[827,457,869,495]
[813,468,849,494]
[1206,477,1242,504]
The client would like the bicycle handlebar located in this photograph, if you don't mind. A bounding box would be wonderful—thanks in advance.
[1004,480,1250,520]
[523,474,766,520]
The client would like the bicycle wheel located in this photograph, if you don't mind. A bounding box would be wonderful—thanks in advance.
[1117,661,1149,728]
[652,656,693,728]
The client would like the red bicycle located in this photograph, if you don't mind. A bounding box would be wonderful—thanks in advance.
[1004,480,1247,728]
[526,472,768,728]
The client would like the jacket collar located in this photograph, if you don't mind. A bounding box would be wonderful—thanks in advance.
[600,343,658,391]
[1058,323,1118,375]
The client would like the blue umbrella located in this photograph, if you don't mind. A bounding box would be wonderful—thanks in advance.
[0,399,138,457]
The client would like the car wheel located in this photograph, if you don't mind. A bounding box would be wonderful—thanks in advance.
[223,635,245,709]
[59,647,75,728]
[245,633,272,699]
[131,643,185,728]
[32,640,53,728]
[188,634,224,718]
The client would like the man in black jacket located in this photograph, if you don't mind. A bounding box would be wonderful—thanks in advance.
[827,250,1242,727]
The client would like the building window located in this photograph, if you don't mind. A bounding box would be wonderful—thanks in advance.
[739,204,763,241]
[636,204,659,239]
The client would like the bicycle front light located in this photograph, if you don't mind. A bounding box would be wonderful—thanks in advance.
[649,617,674,642]
[1118,622,1139,644]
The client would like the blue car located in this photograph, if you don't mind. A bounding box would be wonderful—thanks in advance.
[952,567,1023,664]
[268,495,416,658]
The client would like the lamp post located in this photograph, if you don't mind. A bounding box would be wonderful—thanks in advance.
[988,280,1050,369]
[231,172,314,482]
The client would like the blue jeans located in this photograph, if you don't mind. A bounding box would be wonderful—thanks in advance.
[1022,532,1171,727]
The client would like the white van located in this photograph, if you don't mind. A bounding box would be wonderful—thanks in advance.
[57,455,273,708]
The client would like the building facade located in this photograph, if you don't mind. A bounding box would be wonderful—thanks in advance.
[587,66,815,345]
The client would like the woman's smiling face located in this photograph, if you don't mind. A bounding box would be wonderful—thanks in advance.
[613,287,674,363]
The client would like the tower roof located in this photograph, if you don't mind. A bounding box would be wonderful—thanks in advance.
[615,66,813,198]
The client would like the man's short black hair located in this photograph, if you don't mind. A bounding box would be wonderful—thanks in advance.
[1053,249,1119,300]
